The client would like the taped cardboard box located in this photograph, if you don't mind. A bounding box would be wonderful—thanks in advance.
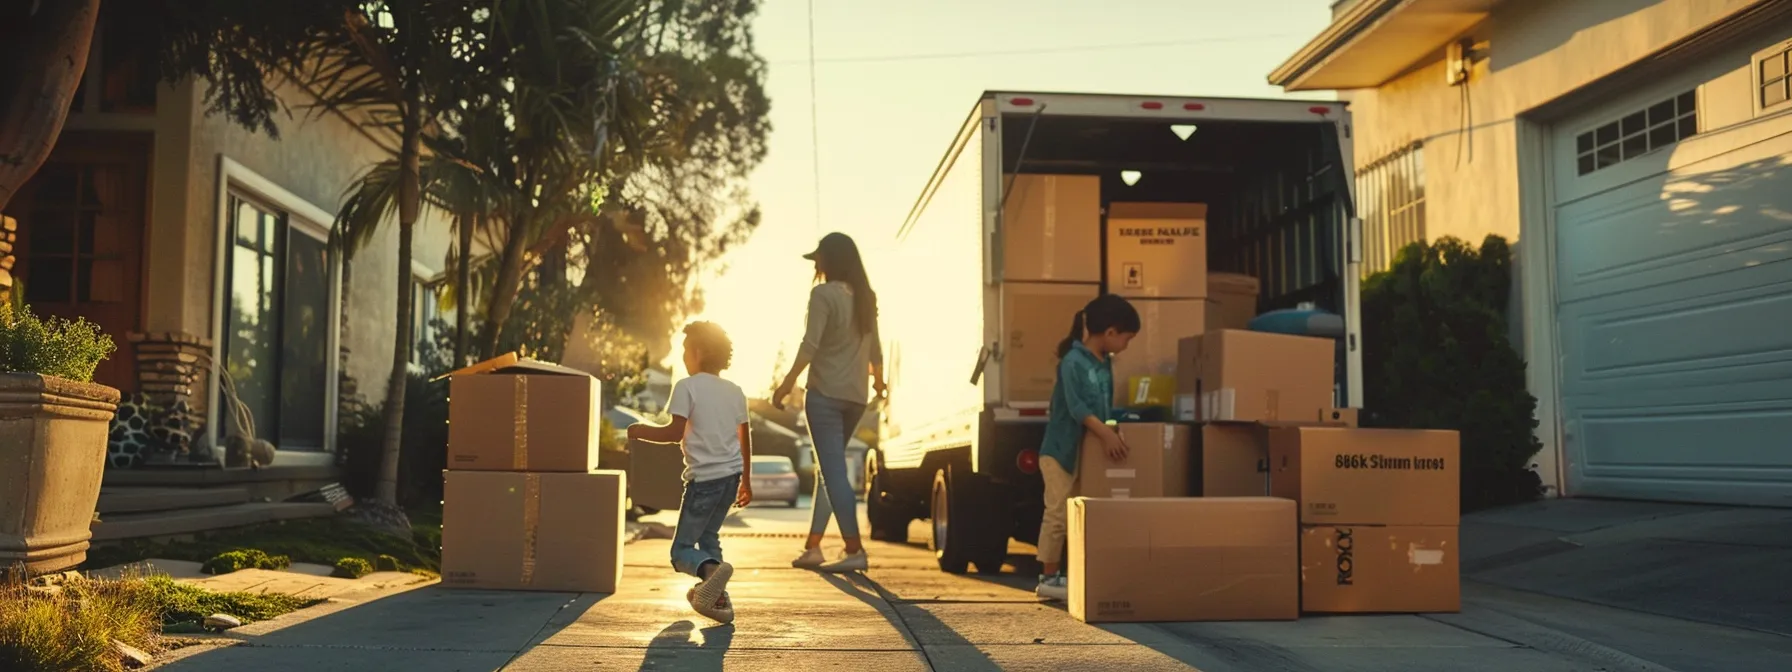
[445,353,601,472]
[1002,282,1101,403]
[441,470,625,593]
[1205,273,1261,332]
[1300,525,1460,613]
[1110,299,1204,406]
[1193,423,1269,497]
[1267,427,1461,526]
[1001,174,1103,282]
[1106,202,1207,299]
[1078,422,1189,499]
[1069,497,1298,623]
[1185,330,1334,423]
[626,439,686,511]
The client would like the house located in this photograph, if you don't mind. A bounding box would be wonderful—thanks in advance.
[0,21,459,540]
[1270,0,1792,506]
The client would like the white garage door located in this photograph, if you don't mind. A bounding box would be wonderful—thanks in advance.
[1552,77,1792,506]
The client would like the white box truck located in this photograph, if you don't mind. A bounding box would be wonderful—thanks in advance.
[867,91,1364,574]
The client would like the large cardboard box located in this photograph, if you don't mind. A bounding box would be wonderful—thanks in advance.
[1268,427,1461,526]
[1206,273,1261,331]
[1078,422,1190,499]
[1300,525,1460,613]
[1187,330,1335,423]
[1194,424,1268,497]
[626,439,685,511]
[1003,282,1101,403]
[1110,299,1204,406]
[446,354,601,472]
[441,470,625,593]
[1069,497,1298,623]
[1002,174,1103,282]
[1106,202,1207,299]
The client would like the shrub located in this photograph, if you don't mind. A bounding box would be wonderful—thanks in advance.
[337,372,450,507]
[332,557,373,579]
[1361,235,1545,511]
[200,549,292,575]
[0,301,117,383]
[374,554,401,572]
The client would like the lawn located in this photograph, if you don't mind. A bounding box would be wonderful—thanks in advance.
[82,506,443,577]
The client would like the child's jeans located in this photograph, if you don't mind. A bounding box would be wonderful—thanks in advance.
[671,472,742,577]
[1035,456,1078,566]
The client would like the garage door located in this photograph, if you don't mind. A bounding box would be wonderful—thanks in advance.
[1552,79,1792,506]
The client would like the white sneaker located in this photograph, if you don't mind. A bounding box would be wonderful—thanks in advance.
[819,550,868,573]
[791,548,825,569]
[690,563,735,623]
[1035,574,1068,601]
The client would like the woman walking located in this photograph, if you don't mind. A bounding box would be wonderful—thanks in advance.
[773,232,886,573]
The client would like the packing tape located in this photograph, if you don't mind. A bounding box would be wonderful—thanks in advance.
[1111,488,1131,499]
[1162,424,1174,446]
[1409,547,1445,566]
[1265,389,1281,422]
[520,473,541,585]
[512,376,529,470]
[1042,176,1056,279]
[1106,468,1136,479]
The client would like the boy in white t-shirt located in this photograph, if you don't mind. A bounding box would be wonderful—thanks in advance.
[628,321,753,624]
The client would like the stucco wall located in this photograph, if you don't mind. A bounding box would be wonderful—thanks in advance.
[180,79,453,401]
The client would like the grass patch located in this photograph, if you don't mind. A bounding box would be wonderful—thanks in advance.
[0,573,317,672]
[83,507,442,576]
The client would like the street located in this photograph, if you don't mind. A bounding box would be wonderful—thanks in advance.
[146,497,1792,671]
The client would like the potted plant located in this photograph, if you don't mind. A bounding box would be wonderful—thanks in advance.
[0,295,119,575]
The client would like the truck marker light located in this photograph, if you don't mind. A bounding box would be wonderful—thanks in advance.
[1141,101,1164,110]
[1010,97,1036,107]
[1183,103,1206,111]
[1170,124,1198,141]
[1309,106,1332,115]
[1017,449,1039,475]
[1121,170,1143,186]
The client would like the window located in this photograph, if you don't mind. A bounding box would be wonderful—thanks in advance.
[220,194,331,451]
[1574,91,1698,176]
[410,277,443,367]
[1354,143,1426,276]
[1759,42,1792,111]
[23,164,132,305]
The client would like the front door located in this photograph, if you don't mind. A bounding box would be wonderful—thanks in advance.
[6,132,150,391]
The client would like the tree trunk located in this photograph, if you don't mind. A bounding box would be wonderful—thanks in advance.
[480,217,529,359]
[376,86,425,508]
[0,0,101,212]
[453,211,474,368]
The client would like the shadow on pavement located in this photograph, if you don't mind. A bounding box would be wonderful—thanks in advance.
[819,571,1004,672]
[639,620,733,671]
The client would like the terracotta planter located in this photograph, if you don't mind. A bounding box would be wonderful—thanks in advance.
[0,372,120,575]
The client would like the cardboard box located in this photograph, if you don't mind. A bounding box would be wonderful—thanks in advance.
[1194,423,1269,497]
[1110,299,1204,405]
[1002,174,1102,282]
[1206,273,1261,331]
[1106,202,1207,299]
[1078,422,1190,499]
[1003,282,1101,403]
[1268,427,1461,526]
[1319,408,1360,428]
[1190,330,1335,423]
[1069,497,1298,623]
[1300,525,1460,613]
[446,354,602,472]
[626,439,685,511]
[441,470,625,592]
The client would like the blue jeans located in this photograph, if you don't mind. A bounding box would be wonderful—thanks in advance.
[806,391,867,538]
[670,472,742,577]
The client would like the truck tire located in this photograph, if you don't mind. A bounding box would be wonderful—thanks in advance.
[866,455,911,543]
[930,465,1005,574]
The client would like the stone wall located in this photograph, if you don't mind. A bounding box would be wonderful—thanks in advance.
[129,331,211,435]
[0,215,16,304]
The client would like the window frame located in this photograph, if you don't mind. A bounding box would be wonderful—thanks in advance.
[408,261,445,371]
[1753,39,1792,117]
[1353,141,1427,276]
[208,157,342,461]
[1571,89,1700,177]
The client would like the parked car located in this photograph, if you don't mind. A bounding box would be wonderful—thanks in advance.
[749,455,801,507]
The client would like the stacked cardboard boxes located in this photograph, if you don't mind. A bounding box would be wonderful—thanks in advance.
[1001,174,1104,405]
[1106,202,1207,405]
[439,354,624,593]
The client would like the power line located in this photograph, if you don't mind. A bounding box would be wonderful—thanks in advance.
[770,33,1308,67]
[806,0,822,235]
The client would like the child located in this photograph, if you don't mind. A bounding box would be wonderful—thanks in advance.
[1034,294,1140,602]
[628,321,754,623]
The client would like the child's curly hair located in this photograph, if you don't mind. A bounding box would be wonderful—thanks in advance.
[683,321,733,373]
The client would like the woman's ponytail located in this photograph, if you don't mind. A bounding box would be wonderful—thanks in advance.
[1055,309,1087,359]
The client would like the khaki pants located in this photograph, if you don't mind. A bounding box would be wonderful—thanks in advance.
[1036,455,1078,566]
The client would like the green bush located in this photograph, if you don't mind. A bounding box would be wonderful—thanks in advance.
[200,549,292,575]
[374,554,402,572]
[0,301,117,383]
[332,557,373,579]
[1361,235,1545,511]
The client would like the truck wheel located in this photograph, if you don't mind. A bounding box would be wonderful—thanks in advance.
[866,455,911,543]
[931,465,1001,574]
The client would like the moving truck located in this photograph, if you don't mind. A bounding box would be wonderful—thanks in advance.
[868,91,1364,574]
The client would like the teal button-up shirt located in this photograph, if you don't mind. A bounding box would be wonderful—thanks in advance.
[1038,341,1112,475]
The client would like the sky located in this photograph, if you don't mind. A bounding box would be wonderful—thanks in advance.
[677,0,1335,393]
